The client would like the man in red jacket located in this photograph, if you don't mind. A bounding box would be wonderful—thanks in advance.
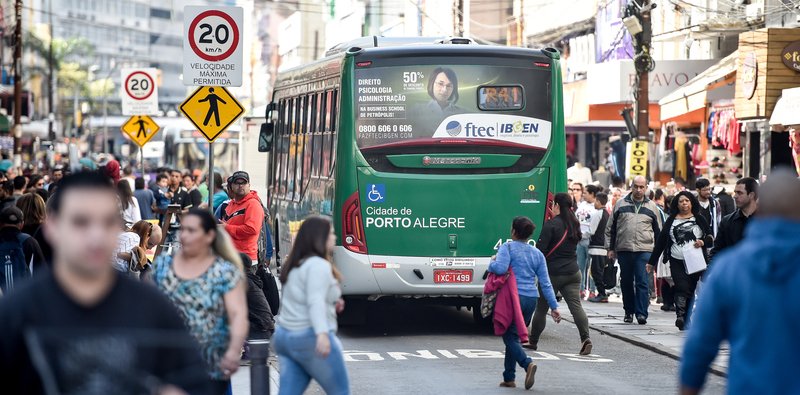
[223,171,264,265]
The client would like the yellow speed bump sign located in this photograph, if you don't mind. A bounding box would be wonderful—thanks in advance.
[180,86,244,143]
[121,115,160,147]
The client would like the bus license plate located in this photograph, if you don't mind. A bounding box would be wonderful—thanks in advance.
[433,269,473,284]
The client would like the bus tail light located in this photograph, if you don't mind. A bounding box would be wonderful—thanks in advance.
[544,192,555,222]
[342,192,368,254]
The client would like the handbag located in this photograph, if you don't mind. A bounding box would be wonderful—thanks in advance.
[259,264,281,315]
[481,244,511,318]
[656,253,674,285]
[603,259,618,289]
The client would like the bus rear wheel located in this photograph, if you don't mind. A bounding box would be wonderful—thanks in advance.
[338,297,367,326]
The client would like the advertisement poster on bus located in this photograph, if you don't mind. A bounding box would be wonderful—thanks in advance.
[355,64,553,149]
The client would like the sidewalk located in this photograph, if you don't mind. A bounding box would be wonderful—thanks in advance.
[563,294,729,376]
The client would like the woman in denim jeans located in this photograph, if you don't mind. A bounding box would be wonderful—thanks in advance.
[274,216,350,395]
[488,217,561,390]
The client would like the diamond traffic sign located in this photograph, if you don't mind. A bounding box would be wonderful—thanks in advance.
[121,115,160,147]
[180,86,244,143]
[121,68,159,115]
[183,6,243,87]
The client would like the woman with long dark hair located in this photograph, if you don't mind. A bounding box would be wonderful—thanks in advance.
[527,193,592,355]
[151,209,248,394]
[648,191,712,330]
[16,193,45,236]
[274,216,349,395]
[117,181,141,228]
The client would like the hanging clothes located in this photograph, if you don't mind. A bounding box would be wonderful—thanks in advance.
[709,108,741,154]
[674,136,689,180]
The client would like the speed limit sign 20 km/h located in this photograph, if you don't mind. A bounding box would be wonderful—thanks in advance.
[121,68,159,116]
[183,6,243,87]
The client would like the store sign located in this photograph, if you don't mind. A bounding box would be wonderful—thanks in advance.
[626,140,648,178]
[741,52,758,100]
[587,60,716,104]
[781,41,800,73]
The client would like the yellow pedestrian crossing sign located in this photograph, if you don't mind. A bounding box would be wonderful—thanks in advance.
[180,86,244,143]
[121,115,160,147]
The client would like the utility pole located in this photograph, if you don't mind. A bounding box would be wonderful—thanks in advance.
[631,0,655,139]
[454,0,464,36]
[13,0,22,163]
[47,0,55,141]
[518,0,525,47]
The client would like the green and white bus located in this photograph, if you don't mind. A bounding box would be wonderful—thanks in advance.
[258,37,567,318]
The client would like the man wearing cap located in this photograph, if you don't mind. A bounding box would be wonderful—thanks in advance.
[221,171,275,340]
[222,171,264,264]
[0,207,46,289]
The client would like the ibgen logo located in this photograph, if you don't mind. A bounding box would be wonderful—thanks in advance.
[498,120,540,135]
[463,120,540,137]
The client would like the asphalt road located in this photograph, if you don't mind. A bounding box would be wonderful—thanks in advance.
[264,300,727,395]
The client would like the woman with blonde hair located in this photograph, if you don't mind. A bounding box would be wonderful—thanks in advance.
[274,216,350,395]
[151,208,248,394]
[16,193,45,237]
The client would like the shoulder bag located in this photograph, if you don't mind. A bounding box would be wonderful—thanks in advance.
[481,243,511,318]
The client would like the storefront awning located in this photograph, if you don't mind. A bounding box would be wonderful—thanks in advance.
[769,87,800,126]
[659,51,738,121]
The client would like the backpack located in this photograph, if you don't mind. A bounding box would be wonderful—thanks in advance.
[0,234,31,293]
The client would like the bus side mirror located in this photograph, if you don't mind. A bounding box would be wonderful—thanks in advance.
[258,123,274,152]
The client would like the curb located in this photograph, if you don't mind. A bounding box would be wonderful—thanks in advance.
[563,315,728,378]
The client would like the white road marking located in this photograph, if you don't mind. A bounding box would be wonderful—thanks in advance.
[343,349,614,363]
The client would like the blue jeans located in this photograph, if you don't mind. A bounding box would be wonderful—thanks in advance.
[617,252,651,318]
[273,327,350,395]
[576,240,595,293]
[502,295,537,382]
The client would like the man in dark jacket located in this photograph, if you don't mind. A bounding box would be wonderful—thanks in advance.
[605,176,662,325]
[713,177,757,260]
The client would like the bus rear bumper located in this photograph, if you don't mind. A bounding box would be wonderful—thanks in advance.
[333,247,490,299]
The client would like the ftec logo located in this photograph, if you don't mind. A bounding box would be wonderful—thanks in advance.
[463,120,541,137]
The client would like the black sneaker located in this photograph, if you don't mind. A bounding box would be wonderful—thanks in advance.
[636,315,647,325]
[624,314,633,323]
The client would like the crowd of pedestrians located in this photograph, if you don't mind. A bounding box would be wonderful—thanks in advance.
[0,157,296,395]
[0,151,796,394]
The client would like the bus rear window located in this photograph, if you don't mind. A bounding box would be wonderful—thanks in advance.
[355,64,551,151]
[478,86,524,110]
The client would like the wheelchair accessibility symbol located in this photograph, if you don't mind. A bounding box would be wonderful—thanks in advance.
[366,184,385,204]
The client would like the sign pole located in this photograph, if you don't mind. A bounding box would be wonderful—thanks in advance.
[208,142,214,212]
[139,147,145,180]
